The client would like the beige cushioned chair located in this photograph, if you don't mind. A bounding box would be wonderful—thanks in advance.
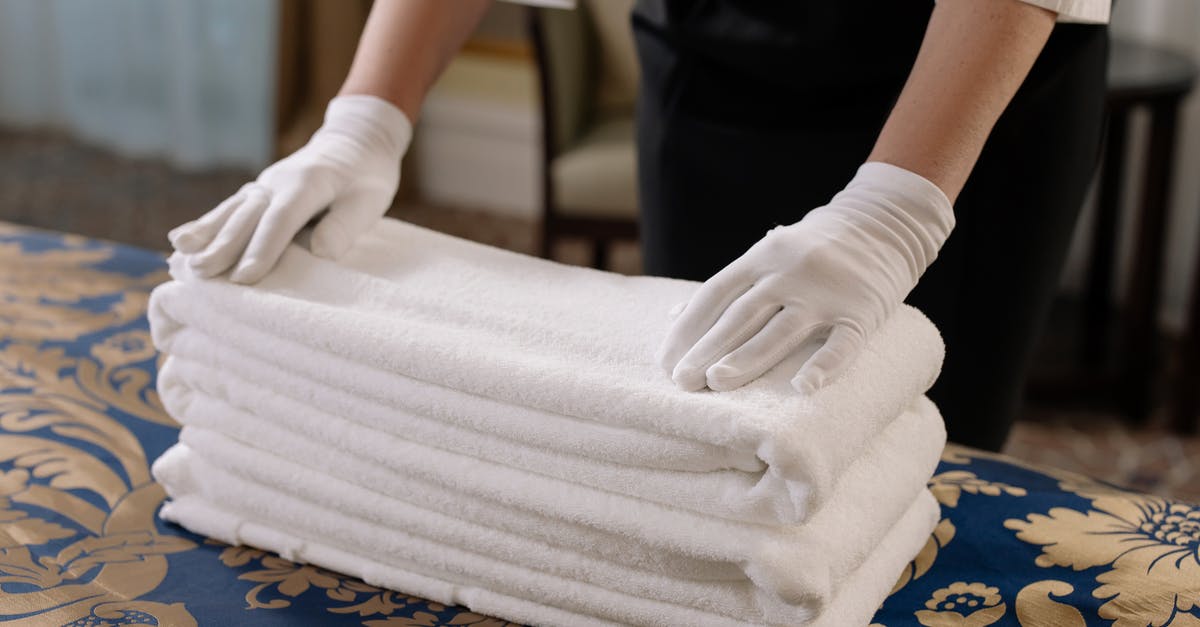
[529,0,639,269]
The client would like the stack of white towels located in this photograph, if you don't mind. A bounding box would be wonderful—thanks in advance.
[148,219,947,627]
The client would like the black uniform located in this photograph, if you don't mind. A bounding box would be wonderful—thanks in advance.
[632,0,1109,451]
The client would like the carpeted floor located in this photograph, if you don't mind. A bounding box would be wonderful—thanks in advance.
[3,129,1196,503]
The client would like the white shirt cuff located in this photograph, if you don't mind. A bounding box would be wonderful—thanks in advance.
[500,0,577,8]
[1017,0,1111,24]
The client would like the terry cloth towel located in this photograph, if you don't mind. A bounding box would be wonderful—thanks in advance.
[147,218,945,526]
[154,361,945,614]
[152,323,945,538]
[153,439,942,627]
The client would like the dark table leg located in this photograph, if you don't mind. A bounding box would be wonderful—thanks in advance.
[1120,97,1181,422]
[1084,108,1130,365]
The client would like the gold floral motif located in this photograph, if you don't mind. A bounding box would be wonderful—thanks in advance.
[942,444,1200,626]
[0,341,174,455]
[241,555,350,609]
[328,587,412,616]
[935,444,1126,502]
[0,224,196,625]
[0,238,166,343]
[0,468,76,547]
[915,582,1007,626]
[1014,580,1086,627]
[63,600,198,627]
[1006,494,1200,627]
[212,539,449,619]
[929,471,1027,508]
[1046,466,1134,502]
[90,330,159,368]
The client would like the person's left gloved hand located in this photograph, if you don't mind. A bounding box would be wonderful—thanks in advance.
[657,162,955,394]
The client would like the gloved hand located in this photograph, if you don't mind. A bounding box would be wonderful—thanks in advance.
[657,162,955,394]
[168,94,412,284]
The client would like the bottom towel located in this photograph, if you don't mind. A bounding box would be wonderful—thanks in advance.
[154,442,940,627]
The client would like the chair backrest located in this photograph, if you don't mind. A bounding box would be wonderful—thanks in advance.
[529,6,596,159]
[529,1,637,155]
[585,0,639,117]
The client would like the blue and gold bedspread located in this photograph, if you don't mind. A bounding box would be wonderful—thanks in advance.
[1,221,1196,626]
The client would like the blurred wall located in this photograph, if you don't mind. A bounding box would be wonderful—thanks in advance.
[0,0,278,170]
[413,2,541,217]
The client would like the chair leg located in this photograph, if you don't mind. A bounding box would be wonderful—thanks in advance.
[1172,327,1200,435]
[592,239,608,270]
[1170,225,1200,434]
[1119,99,1180,422]
[540,219,555,260]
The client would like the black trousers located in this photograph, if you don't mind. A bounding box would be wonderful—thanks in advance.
[633,1,1109,451]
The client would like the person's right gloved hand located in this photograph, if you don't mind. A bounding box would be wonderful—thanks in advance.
[168,94,412,284]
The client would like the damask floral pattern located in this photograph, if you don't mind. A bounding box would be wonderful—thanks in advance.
[1007,493,1200,626]
[875,445,1200,627]
[2,221,1197,626]
[0,225,194,625]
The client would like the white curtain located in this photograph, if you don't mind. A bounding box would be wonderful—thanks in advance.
[0,0,277,170]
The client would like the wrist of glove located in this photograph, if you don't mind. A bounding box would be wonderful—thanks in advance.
[168,94,412,284]
[657,161,954,394]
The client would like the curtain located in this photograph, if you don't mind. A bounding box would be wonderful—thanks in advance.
[0,0,278,171]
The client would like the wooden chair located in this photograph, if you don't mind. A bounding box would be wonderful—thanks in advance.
[528,2,639,270]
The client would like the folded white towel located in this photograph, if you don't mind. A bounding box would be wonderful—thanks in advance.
[154,326,945,531]
[155,364,944,614]
[154,440,941,627]
[148,218,945,525]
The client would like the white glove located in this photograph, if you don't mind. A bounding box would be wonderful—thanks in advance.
[658,162,955,394]
[168,94,412,284]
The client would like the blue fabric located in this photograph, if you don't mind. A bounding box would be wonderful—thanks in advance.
[0,222,1194,626]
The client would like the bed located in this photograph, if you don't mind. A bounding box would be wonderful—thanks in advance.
[1,221,1194,626]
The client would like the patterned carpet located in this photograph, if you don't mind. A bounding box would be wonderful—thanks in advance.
[3,129,1196,503]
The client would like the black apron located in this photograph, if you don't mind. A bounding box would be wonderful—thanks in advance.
[632,0,1109,450]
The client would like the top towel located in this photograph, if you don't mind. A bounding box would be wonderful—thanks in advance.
[150,218,945,524]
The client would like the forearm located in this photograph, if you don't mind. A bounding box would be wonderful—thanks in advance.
[868,0,1056,202]
[338,0,494,121]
